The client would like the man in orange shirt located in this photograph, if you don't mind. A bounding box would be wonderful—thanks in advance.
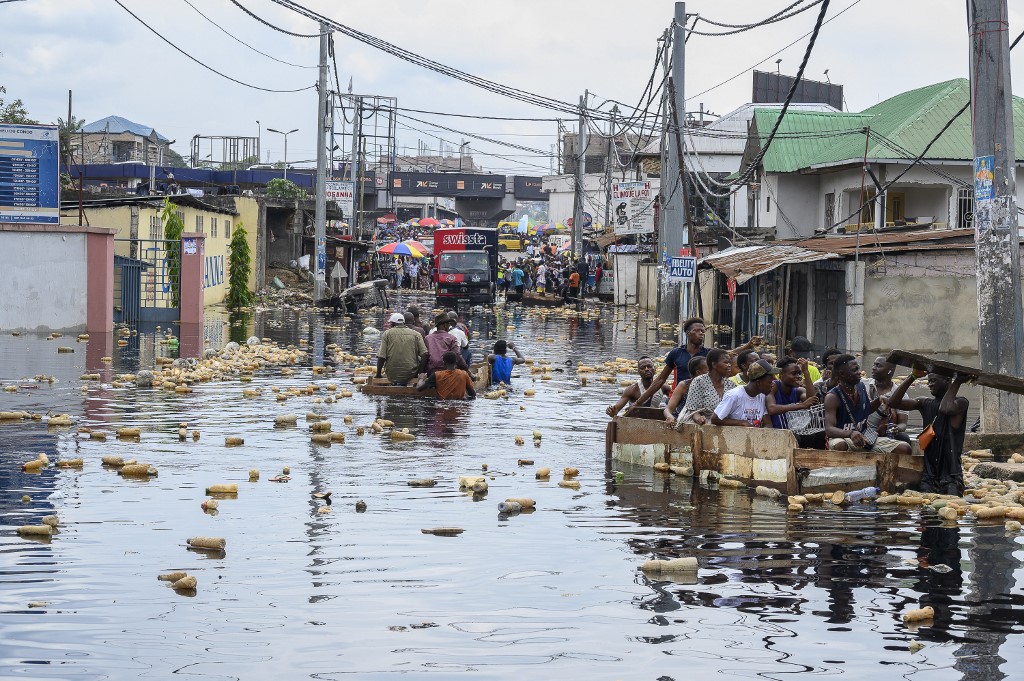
[416,351,477,400]
[567,269,581,302]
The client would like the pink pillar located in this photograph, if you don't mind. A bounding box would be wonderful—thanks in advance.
[179,232,205,326]
[86,228,115,333]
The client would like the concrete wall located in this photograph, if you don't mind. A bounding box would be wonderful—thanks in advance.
[862,251,979,355]
[0,225,114,333]
[60,198,251,307]
[772,173,820,237]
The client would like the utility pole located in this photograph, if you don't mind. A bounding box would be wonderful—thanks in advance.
[968,0,1023,431]
[571,91,588,262]
[604,104,617,229]
[660,1,687,323]
[349,95,362,238]
[313,22,331,301]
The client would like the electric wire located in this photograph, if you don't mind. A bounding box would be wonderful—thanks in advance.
[729,0,831,187]
[687,0,863,103]
[180,0,316,68]
[266,0,610,119]
[687,0,825,36]
[227,0,324,37]
[113,0,315,93]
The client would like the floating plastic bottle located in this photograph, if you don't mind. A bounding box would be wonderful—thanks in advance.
[844,486,880,503]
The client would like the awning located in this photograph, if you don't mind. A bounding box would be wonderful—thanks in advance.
[700,244,839,284]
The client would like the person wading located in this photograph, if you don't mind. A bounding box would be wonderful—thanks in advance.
[885,368,970,495]
[376,313,427,386]
[416,351,477,400]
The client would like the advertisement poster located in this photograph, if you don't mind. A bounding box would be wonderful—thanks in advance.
[611,181,656,235]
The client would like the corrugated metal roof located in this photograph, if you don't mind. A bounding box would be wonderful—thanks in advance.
[700,244,838,283]
[751,110,872,173]
[752,79,1024,173]
[82,115,170,142]
[787,227,975,255]
[701,229,976,281]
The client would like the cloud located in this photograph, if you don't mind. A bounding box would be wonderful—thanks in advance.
[2,0,1023,173]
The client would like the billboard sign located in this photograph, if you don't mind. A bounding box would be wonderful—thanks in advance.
[611,180,656,235]
[325,180,355,219]
[0,123,59,224]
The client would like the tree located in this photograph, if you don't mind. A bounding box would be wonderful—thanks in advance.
[57,115,84,164]
[266,178,306,199]
[161,198,185,307]
[226,222,254,310]
[0,86,38,124]
[163,147,189,168]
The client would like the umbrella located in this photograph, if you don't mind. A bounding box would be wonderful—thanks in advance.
[419,217,440,228]
[440,219,455,226]
[377,241,430,258]
[401,239,432,255]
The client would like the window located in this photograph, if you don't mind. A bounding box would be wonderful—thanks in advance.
[224,220,231,239]
[211,217,218,238]
[195,215,204,233]
[176,210,184,226]
[766,195,772,213]
[149,214,161,241]
[957,187,974,229]
[824,192,835,228]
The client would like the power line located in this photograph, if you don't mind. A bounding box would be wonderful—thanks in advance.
[180,0,316,68]
[112,0,316,93]
[226,0,324,37]
[688,0,824,36]
[391,111,554,156]
[729,0,831,187]
[266,0,608,119]
[687,0,863,104]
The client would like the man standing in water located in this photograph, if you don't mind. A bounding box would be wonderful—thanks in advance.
[885,368,970,495]
[606,356,671,416]
[375,313,427,386]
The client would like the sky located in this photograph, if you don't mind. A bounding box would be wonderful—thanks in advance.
[2,0,1023,175]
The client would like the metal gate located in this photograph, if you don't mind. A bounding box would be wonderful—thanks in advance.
[113,239,181,324]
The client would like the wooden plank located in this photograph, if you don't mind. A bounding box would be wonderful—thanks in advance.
[362,362,490,398]
[887,349,1024,396]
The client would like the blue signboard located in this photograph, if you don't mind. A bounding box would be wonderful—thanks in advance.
[974,155,995,202]
[0,123,59,224]
[667,256,697,283]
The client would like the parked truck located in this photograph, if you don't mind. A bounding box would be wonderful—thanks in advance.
[433,226,498,307]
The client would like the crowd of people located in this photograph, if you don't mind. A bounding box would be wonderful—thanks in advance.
[499,251,605,303]
[374,305,527,401]
[608,317,972,496]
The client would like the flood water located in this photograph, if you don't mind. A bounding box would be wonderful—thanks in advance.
[1,295,1022,680]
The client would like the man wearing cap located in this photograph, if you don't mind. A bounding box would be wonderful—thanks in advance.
[422,312,472,375]
[785,336,821,383]
[376,313,428,386]
[712,359,778,427]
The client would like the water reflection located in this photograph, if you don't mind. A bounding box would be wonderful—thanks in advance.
[0,301,1021,679]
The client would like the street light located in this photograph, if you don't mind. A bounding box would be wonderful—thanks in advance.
[255,120,261,164]
[266,127,298,180]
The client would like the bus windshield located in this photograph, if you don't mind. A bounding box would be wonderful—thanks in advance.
[439,251,490,279]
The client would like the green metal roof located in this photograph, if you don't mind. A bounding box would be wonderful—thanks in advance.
[751,78,1024,172]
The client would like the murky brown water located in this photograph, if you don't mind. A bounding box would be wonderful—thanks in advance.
[1,296,1022,680]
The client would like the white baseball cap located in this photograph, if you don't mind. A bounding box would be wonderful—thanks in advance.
[389,313,406,324]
